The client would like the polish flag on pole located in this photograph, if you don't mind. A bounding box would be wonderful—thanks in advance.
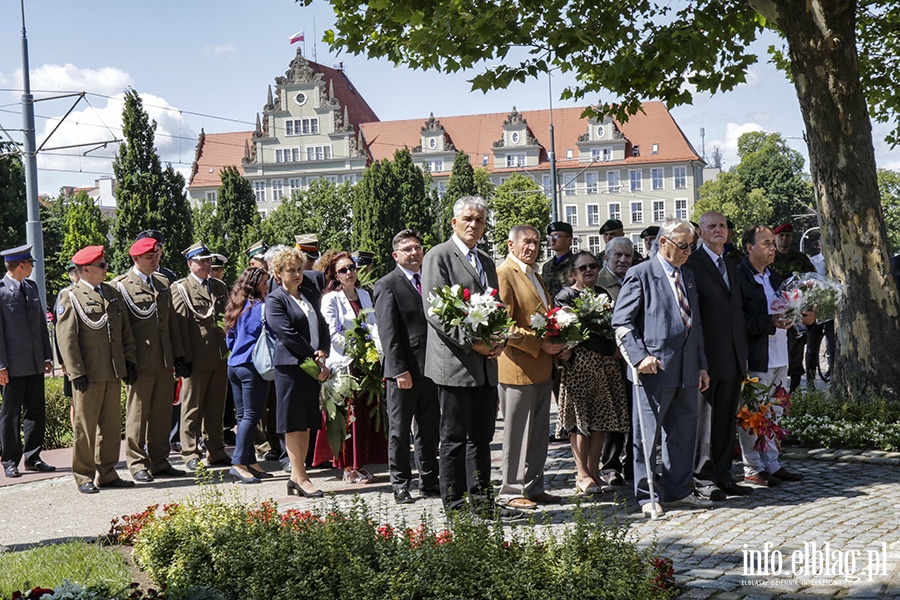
[289,30,305,44]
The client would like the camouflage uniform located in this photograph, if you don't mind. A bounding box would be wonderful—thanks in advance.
[540,253,575,301]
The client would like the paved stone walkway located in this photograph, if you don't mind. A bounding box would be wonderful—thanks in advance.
[1,417,898,599]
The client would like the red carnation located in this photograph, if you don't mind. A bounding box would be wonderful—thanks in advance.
[463,288,471,301]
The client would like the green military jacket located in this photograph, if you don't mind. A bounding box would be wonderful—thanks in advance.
[540,252,575,301]
[112,269,185,372]
[171,275,228,370]
[771,249,815,279]
[55,280,137,381]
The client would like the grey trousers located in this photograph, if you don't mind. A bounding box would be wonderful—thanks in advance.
[498,378,553,501]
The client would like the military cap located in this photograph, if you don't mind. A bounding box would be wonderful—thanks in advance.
[66,260,77,273]
[129,237,159,257]
[352,250,375,267]
[295,233,320,259]
[640,226,660,239]
[182,242,215,260]
[246,240,268,259]
[72,245,105,266]
[209,254,228,267]
[599,219,624,234]
[726,219,735,230]
[1,244,34,262]
[546,222,573,236]
[136,230,165,245]
[773,223,793,235]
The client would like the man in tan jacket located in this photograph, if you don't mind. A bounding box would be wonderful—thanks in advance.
[56,245,137,493]
[172,242,230,471]
[496,225,565,509]
[112,237,188,482]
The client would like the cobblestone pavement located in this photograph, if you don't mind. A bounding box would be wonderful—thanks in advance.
[1,415,898,599]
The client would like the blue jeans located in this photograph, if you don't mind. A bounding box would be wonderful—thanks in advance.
[227,363,267,466]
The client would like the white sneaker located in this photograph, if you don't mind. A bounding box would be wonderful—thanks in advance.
[641,502,665,517]
[666,493,713,508]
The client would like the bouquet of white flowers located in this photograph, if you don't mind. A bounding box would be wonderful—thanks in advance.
[571,289,615,339]
[529,306,586,349]
[427,284,514,345]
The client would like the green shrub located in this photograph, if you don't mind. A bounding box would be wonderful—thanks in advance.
[43,377,72,449]
[783,390,900,450]
[131,489,673,600]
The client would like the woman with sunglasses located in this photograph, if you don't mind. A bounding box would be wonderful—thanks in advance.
[224,267,272,483]
[555,251,629,495]
[313,251,388,484]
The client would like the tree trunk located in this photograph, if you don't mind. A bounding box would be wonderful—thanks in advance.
[776,0,900,400]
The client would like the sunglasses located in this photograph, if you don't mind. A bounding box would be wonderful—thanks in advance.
[87,262,109,269]
[577,263,599,272]
[663,238,691,251]
[336,264,358,275]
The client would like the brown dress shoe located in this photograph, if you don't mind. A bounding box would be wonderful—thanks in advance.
[527,492,562,504]
[771,467,804,482]
[744,472,781,487]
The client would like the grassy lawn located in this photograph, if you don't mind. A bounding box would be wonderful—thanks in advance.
[0,541,132,598]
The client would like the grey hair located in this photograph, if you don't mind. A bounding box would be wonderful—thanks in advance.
[659,218,695,240]
[263,244,289,270]
[603,236,634,262]
[507,224,539,242]
[453,195,488,218]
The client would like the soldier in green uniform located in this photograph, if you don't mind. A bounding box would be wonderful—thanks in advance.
[56,246,137,493]
[112,237,188,482]
[723,219,745,266]
[540,221,574,300]
[172,242,230,471]
[769,224,816,391]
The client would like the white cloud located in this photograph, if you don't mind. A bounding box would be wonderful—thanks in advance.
[741,68,762,88]
[15,64,133,98]
[202,44,239,56]
[706,122,764,169]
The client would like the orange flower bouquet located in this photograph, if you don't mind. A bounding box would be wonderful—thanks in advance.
[738,376,791,452]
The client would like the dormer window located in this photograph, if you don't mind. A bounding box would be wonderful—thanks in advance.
[429,137,437,150]
[511,131,520,144]
[596,125,605,138]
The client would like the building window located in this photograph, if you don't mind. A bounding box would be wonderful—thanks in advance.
[608,202,621,221]
[563,174,577,196]
[271,179,284,202]
[285,118,319,136]
[253,181,266,203]
[438,182,447,198]
[603,148,612,161]
[423,159,444,172]
[674,166,687,189]
[585,172,599,195]
[587,204,600,226]
[675,198,688,219]
[607,171,620,193]
[630,169,642,192]
[652,168,664,190]
[566,149,573,159]
[306,145,332,161]
[205,191,217,204]
[275,149,285,163]
[258,210,268,219]
[542,174,552,196]
[511,131,520,144]
[653,200,665,222]
[631,201,643,224]
[506,153,526,167]
[342,174,356,184]
[588,235,601,255]
[631,234,641,247]
[564,205,579,227]
[288,178,303,196]
[652,143,659,154]
[276,148,301,163]
[428,137,437,149]
[482,155,489,166]
[632,145,640,156]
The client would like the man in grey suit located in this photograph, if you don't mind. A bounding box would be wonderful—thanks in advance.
[0,245,54,477]
[422,196,520,520]
[612,218,711,516]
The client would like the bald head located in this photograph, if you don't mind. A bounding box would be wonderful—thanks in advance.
[698,212,727,254]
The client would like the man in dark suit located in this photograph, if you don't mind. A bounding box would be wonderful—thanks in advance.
[422,196,521,520]
[612,218,711,516]
[373,229,440,505]
[687,212,751,501]
[0,245,54,477]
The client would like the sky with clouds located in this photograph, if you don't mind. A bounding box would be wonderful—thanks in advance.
[0,0,895,197]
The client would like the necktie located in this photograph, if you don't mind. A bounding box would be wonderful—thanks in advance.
[673,268,692,332]
[413,272,422,295]
[95,285,104,299]
[19,282,26,301]
[716,256,730,290]
[468,249,487,288]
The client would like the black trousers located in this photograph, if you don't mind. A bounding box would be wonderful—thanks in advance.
[600,359,634,481]
[0,373,46,467]
[386,376,440,492]
[693,376,743,490]
[437,384,498,511]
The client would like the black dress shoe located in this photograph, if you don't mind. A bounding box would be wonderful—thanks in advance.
[4,465,21,478]
[719,481,753,496]
[185,458,201,471]
[771,467,805,482]
[205,457,232,468]
[696,485,727,502]
[419,486,441,498]
[24,460,56,472]
[78,482,99,494]
[133,470,154,482]
[393,488,414,505]
[98,478,135,488]
[152,465,186,477]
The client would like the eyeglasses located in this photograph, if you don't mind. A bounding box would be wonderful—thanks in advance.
[87,262,109,269]
[577,263,599,272]
[548,233,572,240]
[663,238,691,252]
[396,245,423,254]
[336,264,358,275]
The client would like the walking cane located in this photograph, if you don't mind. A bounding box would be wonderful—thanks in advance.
[615,326,661,520]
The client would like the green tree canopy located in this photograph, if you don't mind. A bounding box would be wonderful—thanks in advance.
[0,143,26,252]
[214,166,261,283]
[441,152,478,239]
[59,191,109,281]
[40,195,69,298]
[693,171,773,234]
[490,173,551,257]
[261,179,354,252]
[879,169,900,254]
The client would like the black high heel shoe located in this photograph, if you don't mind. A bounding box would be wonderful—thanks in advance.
[248,465,273,479]
[287,479,323,498]
[229,466,261,484]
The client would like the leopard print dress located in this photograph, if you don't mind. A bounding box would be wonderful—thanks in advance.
[556,346,630,437]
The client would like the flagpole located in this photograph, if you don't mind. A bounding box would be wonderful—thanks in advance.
[313,16,317,64]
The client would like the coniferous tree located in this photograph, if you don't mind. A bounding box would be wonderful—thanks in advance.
[191,201,225,263]
[440,152,478,239]
[40,195,69,298]
[490,174,550,257]
[352,159,399,278]
[59,191,109,271]
[216,166,261,282]
[392,148,435,248]
[0,143,26,251]
[111,88,193,277]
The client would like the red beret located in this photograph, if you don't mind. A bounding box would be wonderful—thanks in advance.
[130,237,159,257]
[773,223,793,235]
[72,245,105,266]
